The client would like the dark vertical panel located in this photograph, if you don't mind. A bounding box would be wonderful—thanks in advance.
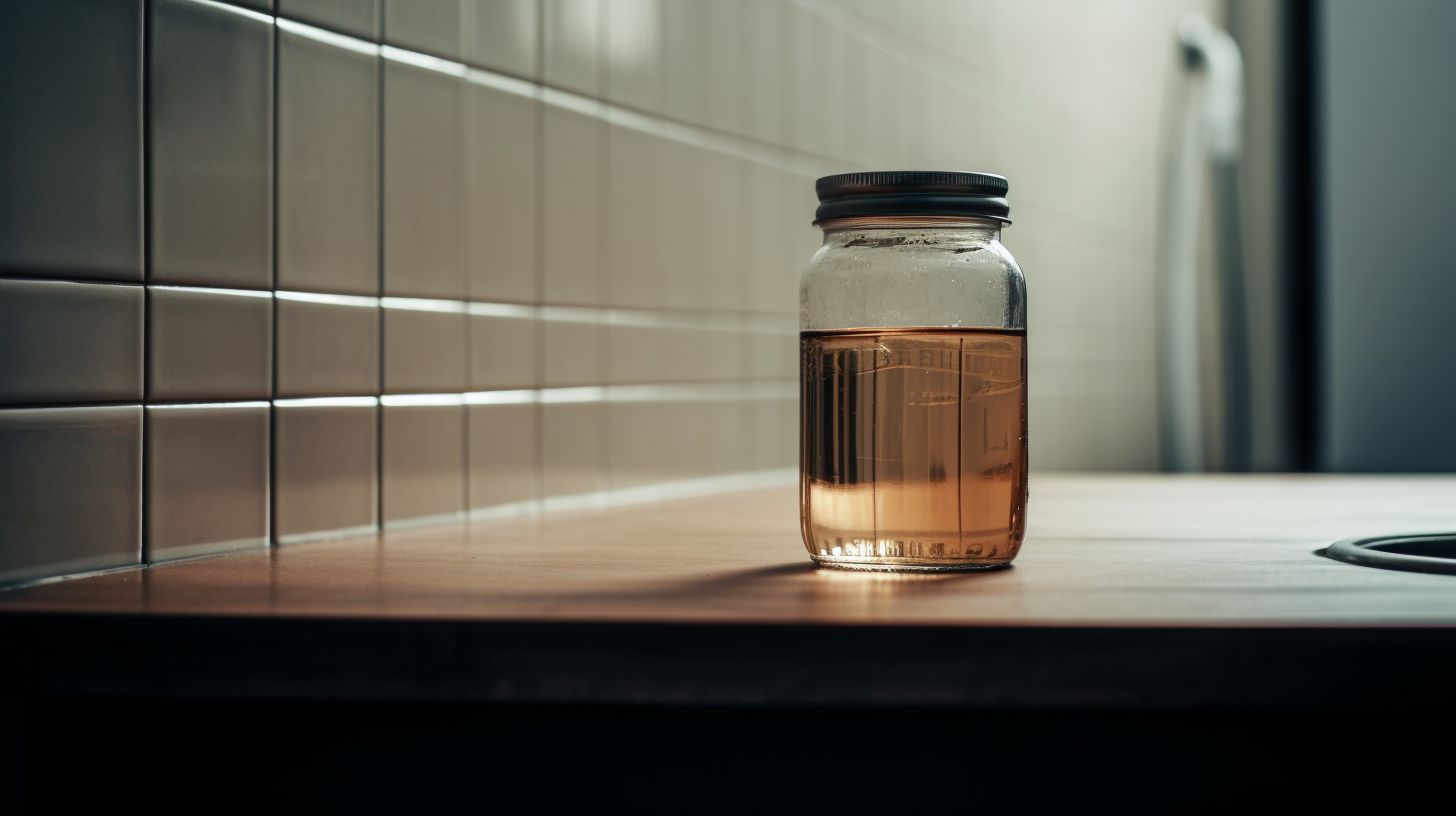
[1317,0,1456,471]
[1285,0,1318,471]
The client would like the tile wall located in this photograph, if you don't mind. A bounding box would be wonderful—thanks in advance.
[0,0,1213,585]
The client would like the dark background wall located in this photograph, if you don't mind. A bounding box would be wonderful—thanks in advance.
[1319,0,1456,471]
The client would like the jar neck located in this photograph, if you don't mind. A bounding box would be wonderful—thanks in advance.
[817,215,1003,243]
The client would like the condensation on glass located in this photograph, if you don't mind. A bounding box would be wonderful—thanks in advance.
[800,172,1027,572]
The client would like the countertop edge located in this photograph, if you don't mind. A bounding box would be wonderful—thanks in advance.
[7,612,1456,708]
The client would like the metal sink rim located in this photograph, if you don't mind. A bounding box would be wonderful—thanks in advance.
[1324,532,1456,575]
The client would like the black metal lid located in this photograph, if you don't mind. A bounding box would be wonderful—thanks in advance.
[813,171,1011,223]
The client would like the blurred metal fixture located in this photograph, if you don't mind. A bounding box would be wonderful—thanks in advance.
[1159,15,1248,472]
[1324,534,1456,576]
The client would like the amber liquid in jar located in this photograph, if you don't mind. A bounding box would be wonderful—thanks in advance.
[800,328,1027,571]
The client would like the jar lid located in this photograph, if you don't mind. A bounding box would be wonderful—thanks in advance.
[813,171,1010,223]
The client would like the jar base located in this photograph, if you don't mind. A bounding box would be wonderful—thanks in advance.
[809,554,1013,574]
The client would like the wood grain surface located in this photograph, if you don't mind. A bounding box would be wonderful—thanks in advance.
[5,474,1456,625]
[7,474,1456,706]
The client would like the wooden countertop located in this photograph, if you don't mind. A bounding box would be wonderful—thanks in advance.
[7,474,1456,707]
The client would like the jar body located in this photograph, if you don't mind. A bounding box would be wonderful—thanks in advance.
[799,218,1027,571]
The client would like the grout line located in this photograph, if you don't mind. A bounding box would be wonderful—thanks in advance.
[459,390,468,520]
[532,0,546,514]
[0,400,148,413]
[0,284,799,325]
[379,296,463,313]
[14,383,809,412]
[0,382,801,416]
[459,1,471,70]
[461,38,474,520]
[480,383,801,406]
[535,467,797,518]
[276,17,377,56]
[375,33,386,533]
[134,0,147,279]
[0,562,153,594]
[597,18,612,500]
[378,393,463,408]
[273,397,379,408]
[149,284,273,297]
[269,16,280,546]
[184,0,271,25]
[275,290,379,307]
[384,467,799,530]
[141,405,153,563]
[147,401,271,410]
[140,0,153,566]
[0,273,147,287]
[275,523,380,547]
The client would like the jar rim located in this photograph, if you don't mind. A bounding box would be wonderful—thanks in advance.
[814,172,1012,223]
[814,214,1010,230]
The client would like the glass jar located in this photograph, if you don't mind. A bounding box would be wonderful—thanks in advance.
[799,171,1028,572]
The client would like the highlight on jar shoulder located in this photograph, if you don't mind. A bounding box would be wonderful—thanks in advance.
[798,171,1028,572]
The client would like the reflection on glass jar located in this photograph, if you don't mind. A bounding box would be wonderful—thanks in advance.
[799,172,1027,572]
